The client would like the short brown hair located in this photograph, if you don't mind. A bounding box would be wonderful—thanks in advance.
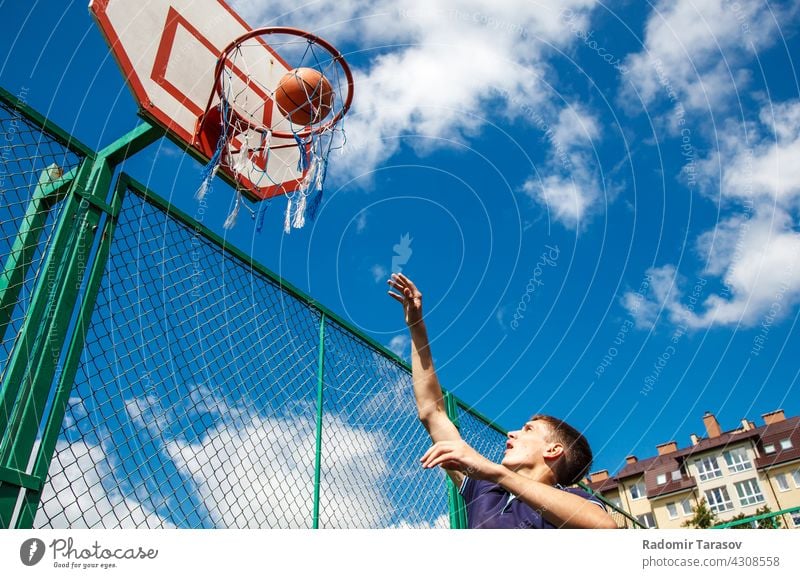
[531,414,593,486]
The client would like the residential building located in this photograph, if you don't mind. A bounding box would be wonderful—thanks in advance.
[584,409,800,528]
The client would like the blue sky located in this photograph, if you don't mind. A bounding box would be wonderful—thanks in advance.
[2,0,800,488]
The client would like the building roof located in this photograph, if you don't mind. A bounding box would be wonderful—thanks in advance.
[615,455,662,480]
[585,477,619,493]
[754,416,800,469]
[647,476,697,499]
[678,427,762,458]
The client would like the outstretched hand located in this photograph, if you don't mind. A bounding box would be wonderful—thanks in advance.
[387,273,424,327]
[420,440,500,481]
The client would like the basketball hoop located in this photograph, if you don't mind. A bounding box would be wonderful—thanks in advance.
[194,27,354,231]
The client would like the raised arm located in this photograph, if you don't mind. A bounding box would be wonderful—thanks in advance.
[420,443,618,528]
[387,273,464,485]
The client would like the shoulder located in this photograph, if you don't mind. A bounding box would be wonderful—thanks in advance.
[459,477,496,500]
[559,486,607,510]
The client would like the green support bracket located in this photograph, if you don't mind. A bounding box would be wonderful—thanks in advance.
[312,313,326,529]
[0,121,163,528]
[0,465,42,491]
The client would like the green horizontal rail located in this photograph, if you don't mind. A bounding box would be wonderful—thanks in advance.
[0,85,94,158]
[712,505,800,529]
[455,399,507,436]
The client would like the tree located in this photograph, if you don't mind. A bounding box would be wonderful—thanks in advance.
[720,506,782,529]
[754,506,782,529]
[682,498,719,529]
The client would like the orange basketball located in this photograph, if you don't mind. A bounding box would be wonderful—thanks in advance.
[275,67,334,126]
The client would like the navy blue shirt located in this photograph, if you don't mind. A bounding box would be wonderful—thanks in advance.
[460,477,606,529]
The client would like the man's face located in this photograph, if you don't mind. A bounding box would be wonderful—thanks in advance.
[501,419,561,471]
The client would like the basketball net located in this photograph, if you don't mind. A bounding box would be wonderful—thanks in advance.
[195,28,353,232]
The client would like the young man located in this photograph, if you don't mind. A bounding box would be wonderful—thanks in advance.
[387,273,617,529]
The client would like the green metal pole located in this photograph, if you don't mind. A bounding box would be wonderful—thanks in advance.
[312,313,326,529]
[443,391,467,529]
[0,174,90,527]
[13,176,129,529]
[0,165,74,344]
[0,159,93,445]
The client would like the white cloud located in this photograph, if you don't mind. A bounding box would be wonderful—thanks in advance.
[387,334,411,358]
[692,207,800,327]
[356,211,368,233]
[371,263,388,282]
[622,265,680,329]
[233,0,600,181]
[623,0,786,113]
[698,101,800,205]
[624,97,800,330]
[522,106,605,230]
[625,209,800,330]
[166,412,392,528]
[127,390,443,529]
[35,440,173,529]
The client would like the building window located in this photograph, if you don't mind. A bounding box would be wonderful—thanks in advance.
[734,479,765,507]
[723,448,752,473]
[695,456,722,481]
[792,512,800,528]
[780,438,793,450]
[636,513,656,529]
[763,444,776,454]
[705,486,734,513]
[630,481,646,501]
[666,502,679,519]
[656,473,667,485]
[609,497,622,509]
[671,470,682,481]
[680,498,693,516]
[775,474,790,492]
[793,469,800,488]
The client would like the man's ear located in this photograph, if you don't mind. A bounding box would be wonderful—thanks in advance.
[543,442,564,460]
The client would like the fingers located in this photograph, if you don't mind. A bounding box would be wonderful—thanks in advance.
[387,291,404,303]
[388,274,421,303]
[425,452,465,471]
[387,278,419,302]
[421,442,455,469]
[396,272,416,291]
[420,444,437,464]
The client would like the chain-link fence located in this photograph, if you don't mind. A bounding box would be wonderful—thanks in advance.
[31,179,483,528]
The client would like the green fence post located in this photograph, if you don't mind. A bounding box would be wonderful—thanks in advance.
[443,391,467,529]
[12,176,130,529]
[312,313,326,529]
[0,161,97,527]
[0,122,162,528]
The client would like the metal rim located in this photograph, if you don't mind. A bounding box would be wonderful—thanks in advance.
[209,26,354,141]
